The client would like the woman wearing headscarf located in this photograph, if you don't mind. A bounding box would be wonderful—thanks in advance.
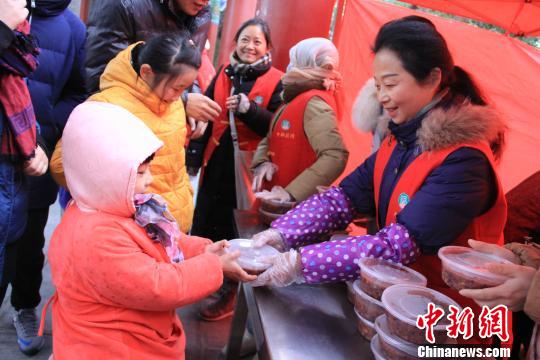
[251,37,349,203]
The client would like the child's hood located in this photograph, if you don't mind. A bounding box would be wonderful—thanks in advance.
[62,101,163,216]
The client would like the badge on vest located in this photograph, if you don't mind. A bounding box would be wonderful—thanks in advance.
[398,193,410,209]
[254,95,264,105]
[281,119,291,131]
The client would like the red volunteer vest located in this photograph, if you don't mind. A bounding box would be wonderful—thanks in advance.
[202,64,283,168]
[266,89,337,190]
[374,136,507,342]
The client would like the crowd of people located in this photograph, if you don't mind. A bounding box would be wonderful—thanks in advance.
[0,0,539,359]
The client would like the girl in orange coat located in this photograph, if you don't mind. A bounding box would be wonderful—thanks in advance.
[47,102,254,359]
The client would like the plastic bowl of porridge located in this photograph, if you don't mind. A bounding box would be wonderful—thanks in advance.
[358,258,427,300]
[226,239,281,275]
[259,198,296,215]
[354,307,377,341]
[438,246,512,291]
[352,279,385,322]
[375,315,420,360]
[382,284,461,345]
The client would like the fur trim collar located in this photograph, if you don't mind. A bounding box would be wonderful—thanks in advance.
[417,102,506,161]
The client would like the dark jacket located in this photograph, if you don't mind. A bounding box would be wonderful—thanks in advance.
[26,0,88,208]
[85,0,211,93]
[340,94,505,254]
[0,23,29,281]
[186,63,284,169]
[504,170,540,244]
[189,63,283,240]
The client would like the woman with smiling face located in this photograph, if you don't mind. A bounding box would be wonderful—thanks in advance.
[250,16,506,342]
[189,18,283,247]
[187,18,283,320]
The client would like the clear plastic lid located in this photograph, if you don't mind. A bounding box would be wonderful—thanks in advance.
[370,335,385,360]
[353,279,384,307]
[375,315,418,356]
[438,246,512,282]
[381,284,461,329]
[358,258,427,286]
[354,307,375,328]
[226,238,280,271]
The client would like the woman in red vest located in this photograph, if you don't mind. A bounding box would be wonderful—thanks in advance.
[250,16,506,341]
[251,37,349,203]
[187,18,283,320]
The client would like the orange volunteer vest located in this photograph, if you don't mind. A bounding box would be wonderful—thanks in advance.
[202,64,283,168]
[266,89,337,190]
[374,136,507,343]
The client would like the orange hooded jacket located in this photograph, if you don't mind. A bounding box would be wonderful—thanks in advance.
[48,102,223,359]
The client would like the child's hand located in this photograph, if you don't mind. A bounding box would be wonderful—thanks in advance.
[205,240,229,256]
[219,251,257,282]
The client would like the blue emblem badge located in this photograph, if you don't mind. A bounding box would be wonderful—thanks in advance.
[281,119,291,131]
[254,95,264,105]
[398,193,410,209]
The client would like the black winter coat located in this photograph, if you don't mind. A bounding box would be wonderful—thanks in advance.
[85,0,211,93]
[189,63,283,241]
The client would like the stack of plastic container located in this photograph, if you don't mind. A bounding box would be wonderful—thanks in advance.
[351,258,427,341]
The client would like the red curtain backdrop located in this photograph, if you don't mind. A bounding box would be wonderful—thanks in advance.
[406,0,540,36]
[255,0,337,71]
[334,0,540,192]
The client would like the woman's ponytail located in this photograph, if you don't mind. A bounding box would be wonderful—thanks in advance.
[449,66,487,105]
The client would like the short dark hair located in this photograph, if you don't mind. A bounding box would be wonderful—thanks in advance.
[373,16,486,105]
[234,18,273,49]
[133,32,201,89]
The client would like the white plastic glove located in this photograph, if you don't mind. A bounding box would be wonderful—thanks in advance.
[225,93,250,114]
[252,162,278,192]
[255,186,291,202]
[252,228,287,251]
[249,250,304,287]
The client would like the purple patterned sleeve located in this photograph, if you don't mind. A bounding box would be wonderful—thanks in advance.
[299,222,421,284]
[270,187,357,249]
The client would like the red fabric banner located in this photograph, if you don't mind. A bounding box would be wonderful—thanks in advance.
[334,0,540,192]
[406,0,540,36]
[256,0,337,71]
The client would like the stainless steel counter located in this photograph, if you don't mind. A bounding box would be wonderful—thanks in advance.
[226,210,372,360]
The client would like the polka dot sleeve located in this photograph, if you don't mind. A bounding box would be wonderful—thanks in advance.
[270,186,356,249]
[298,222,421,284]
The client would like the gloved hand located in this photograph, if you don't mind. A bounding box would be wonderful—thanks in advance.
[249,250,304,287]
[255,186,292,202]
[252,162,278,192]
[226,93,251,114]
[252,228,287,251]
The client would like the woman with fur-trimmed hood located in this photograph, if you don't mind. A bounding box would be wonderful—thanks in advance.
[351,77,390,153]
[249,16,507,343]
